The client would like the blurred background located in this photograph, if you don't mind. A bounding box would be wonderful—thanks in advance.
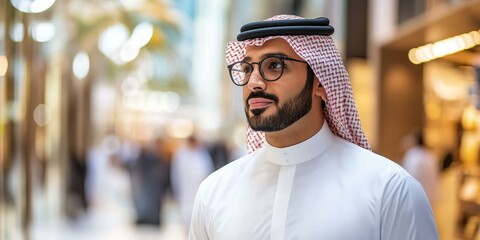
[0,0,479,239]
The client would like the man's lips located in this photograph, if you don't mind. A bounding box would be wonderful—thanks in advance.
[248,98,275,110]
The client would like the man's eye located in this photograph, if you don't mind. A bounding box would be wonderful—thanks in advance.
[242,65,253,73]
[267,61,283,70]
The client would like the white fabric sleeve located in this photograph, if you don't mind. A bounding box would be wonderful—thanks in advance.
[380,174,439,240]
[188,185,211,240]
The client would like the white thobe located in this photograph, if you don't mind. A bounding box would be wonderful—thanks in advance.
[189,123,439,240]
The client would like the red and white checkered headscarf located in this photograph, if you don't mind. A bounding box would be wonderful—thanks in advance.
[226,15,370,153]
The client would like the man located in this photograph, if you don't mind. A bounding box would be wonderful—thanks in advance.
[401,129,439,206]
[189,15,439,240]
[171,136,214,232]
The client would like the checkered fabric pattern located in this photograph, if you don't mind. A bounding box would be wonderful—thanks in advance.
[227,15,371,153]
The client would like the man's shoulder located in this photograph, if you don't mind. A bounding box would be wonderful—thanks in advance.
[331,138,413,181]
[349,145,423,195]
[333,138,399,165]
[332,142,427,206]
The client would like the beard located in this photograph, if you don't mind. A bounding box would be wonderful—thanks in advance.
[245,79,313,132]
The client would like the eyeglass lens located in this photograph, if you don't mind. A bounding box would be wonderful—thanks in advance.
[229,56,285,85]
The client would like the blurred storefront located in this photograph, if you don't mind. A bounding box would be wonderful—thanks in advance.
[368,0,480,239]
[373,0,480,163]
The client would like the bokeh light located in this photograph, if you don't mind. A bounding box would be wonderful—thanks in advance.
[0,55,8,76]
[10,0,56,13]
[72,51,90,80]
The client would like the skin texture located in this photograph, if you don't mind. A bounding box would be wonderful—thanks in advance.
[243,39,328,148]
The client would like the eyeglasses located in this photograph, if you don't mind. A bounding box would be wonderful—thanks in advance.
[227,55,308,86]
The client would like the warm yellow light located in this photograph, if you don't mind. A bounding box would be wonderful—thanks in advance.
[472,30,480,44]
[425,101,441,120]
[459,132,480,167]
[0,56,8,76]
[408,49,420,64]
[461,33,475,48]
[408,29,480,64]
[432,78,467,101]
[461,105,478,131]
[422,44,435,60]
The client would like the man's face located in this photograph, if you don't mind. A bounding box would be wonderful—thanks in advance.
[243,39,313,132]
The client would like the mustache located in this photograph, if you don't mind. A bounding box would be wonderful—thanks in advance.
[246,91,279,105]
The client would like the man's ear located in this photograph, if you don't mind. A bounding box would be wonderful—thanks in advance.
[313,80,328,103]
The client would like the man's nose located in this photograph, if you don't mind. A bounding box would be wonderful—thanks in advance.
[246,66,266,92]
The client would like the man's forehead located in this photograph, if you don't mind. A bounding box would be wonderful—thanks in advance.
[244,38,298,59]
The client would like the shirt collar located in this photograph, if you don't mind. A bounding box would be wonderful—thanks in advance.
[264,120,334,166]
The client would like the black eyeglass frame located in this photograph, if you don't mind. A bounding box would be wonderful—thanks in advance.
[227,55,308,86]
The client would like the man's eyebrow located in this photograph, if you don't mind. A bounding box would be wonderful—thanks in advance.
[242,52,288,62]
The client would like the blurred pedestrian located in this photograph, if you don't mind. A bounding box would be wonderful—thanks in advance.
[171,136,214,232]
[189,15,439,240]
[65,150,88,219]
[127,137,171,226]
[401,129,440,206]
[208,141,231,171]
